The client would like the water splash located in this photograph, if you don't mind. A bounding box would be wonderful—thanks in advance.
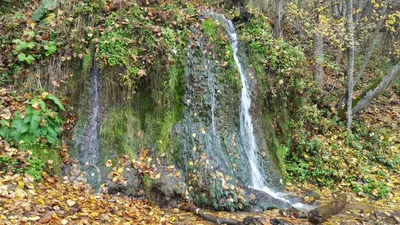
[260,186,317,212]
[205,12,316,212]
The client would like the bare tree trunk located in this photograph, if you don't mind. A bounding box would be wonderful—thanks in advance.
[352,0,390,88]
[352,61,400,114]
[313,33,325,85]
[346,0,355,131]
[336,49,343,66]
[313,5,324,85]
[274,0,283,38]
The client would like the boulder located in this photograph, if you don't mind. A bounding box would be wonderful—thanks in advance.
[146,166,186,209]
[107,166,144,198]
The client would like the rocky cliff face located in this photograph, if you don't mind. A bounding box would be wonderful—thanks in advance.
[0,1,298,211]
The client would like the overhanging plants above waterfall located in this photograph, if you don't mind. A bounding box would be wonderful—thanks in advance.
[97,4,193,95]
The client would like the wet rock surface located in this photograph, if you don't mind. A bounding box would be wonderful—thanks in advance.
[242,186,291,211]
[147,166,186,209]
[107,166,144,198]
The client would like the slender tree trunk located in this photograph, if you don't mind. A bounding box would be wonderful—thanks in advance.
[274,0,283,38]
[336,49,343,65]
[352,0,390,88]
[332,0,341,19]
[313,6,324,85]
[346,0,355,131]
[352,61,400,115]
[335,4,347,66]
[313,33,325,84]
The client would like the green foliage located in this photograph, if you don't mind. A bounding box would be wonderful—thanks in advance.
[359,177,390,200]
[13,38,36,64]
[25,158,45,181]
[11,32,58,66]
[13,39,36,51]
[72,0,105,16]
[44,94,65,111]
[43,41,57,56]
[98,9,149,84]
[26,144,63,177]
[99,29,131,67]
[322,55,341,72]
[276,144,289,175]
[31,0,57,21]
[17,53,35,64]
[285,101,397,199]
[0,95,64,146]
[239,17,304,74]
[0,156,44,181]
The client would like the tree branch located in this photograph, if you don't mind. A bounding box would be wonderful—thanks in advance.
[308,194,347,224]
[352,0,390,88]
[352,60,400,115]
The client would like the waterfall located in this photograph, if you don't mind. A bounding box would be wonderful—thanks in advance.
[79,55,101,188]
[205,12,316,212]
[209,67,217,135]
[209,12,267,189]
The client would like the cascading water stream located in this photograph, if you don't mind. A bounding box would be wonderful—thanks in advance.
[207,58,218,136]
[206,12,316,212]
[79,55,101,188]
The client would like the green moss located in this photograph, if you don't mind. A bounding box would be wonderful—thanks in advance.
[100,108,142,159]
[157,110,179,156]
[275,143,289,175]
[224,44,241,91]
[338,76,383,119]
[168,64,185,107]
[143,173,154,195]
[171,136,183,165]
[19,144,62,177]
[203,19,218,41]
[203,19,241,92]
[82,52,93,74]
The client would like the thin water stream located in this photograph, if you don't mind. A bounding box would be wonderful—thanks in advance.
[79,56,101,188]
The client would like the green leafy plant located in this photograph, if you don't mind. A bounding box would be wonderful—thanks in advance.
[17,53,35,64]
[31,0,57,21]
[0,94,65,146]
[25,158,45,181]
[13,38,37,64]
[0,156,44,181]
[43,41,58,56]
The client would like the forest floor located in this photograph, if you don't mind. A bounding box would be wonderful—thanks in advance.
[0,84,400,224]
[0,152,399,225]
